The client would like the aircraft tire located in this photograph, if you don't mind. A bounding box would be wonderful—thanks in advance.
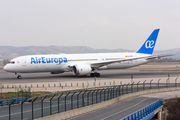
[90,73,100,77]
[96,73,100,77]
[17,75,22,79]
[90,73,95,77]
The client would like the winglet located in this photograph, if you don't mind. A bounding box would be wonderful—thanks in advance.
[136,29,160,55]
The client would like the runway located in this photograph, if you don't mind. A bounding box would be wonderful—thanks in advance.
[0,65,180,84]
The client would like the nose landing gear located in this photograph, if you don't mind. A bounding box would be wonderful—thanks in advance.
[17,75,22,79]
[15,73,22,79]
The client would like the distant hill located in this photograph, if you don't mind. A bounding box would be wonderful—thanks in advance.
[0,46,132,59]
[0,46,179,60]
[154,48,180,59]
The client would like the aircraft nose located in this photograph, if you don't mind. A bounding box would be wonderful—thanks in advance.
[3,65,8,71]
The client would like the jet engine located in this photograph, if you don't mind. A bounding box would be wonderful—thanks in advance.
[73,64,92,76]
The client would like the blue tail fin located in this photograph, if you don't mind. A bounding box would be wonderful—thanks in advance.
[136,29,160,55]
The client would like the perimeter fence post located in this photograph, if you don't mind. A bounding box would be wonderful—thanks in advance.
[107,88,111,100]
[119,85,121,96]
[126,83,129,94]
[110,88,112,99]
[50,94,56,115]
[100,89,103,102]
[116,87,118,97]
[143,80,146,91]
[21,98,28,120]
[58,93,63,113]
[112,87,114,98]
[41,95,47,117]
[87,90,91,106]
[32,97,38,120]
[137,81,140,92]
[122,84,125,95]
[114,87,117,97]
[77,91,82,108]
[107,87,110,100]
[9,99,16,120]
[96,89,99,103]
[175,77,178,89]
[82,90,87,107]
[65,92,70,111]
[158,79,161,89]
[104,88,107,101]
[112,87,115,98]
[71,91,76,110]
[114,87,116,98]
[131,82,134,93]
[150,79,153,90]
[92,90,96,104]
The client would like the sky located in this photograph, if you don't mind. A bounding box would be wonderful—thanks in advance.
[0,0,180,50]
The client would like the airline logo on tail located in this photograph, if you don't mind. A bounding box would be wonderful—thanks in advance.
[145,40,154,49]
[136,29,160,55]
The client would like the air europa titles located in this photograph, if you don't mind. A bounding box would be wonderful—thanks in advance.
[31,57,68,64]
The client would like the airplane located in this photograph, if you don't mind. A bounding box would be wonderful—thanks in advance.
[3,29,170,79]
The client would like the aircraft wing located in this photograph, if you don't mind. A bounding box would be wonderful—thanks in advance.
[67,56,148,68]
[90,54,172,68]
[146,54,173,60]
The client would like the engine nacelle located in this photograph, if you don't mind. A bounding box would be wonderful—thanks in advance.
[73,64,92,76]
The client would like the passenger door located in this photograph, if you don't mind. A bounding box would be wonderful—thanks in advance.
[21,59,27,66]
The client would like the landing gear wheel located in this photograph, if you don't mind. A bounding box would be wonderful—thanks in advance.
[96,73,100,77]
[17,75,22,79]
[90,73,95,77]
[90,73,100,77]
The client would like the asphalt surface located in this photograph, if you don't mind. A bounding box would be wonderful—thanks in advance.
[0,67,180,84]
[0,84,178,120]
[0,65,180,120]
[69,97,159,120]
[69,91,180,120]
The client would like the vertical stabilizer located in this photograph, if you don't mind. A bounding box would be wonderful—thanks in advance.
[136,29,160,55]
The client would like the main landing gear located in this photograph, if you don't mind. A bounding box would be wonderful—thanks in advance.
[15,73,22,79]
[90,73,100,77]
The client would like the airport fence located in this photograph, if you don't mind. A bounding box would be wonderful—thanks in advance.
[0,80,122,89]
[3,77,180,120]
[0,87,31,100]
[0,80,123,93]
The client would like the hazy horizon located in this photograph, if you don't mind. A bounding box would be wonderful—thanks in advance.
[0,45,180,51]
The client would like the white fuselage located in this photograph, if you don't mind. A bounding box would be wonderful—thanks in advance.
[4,52,151,73]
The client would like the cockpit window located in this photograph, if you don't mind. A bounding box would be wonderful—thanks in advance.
[8,61,15,64]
